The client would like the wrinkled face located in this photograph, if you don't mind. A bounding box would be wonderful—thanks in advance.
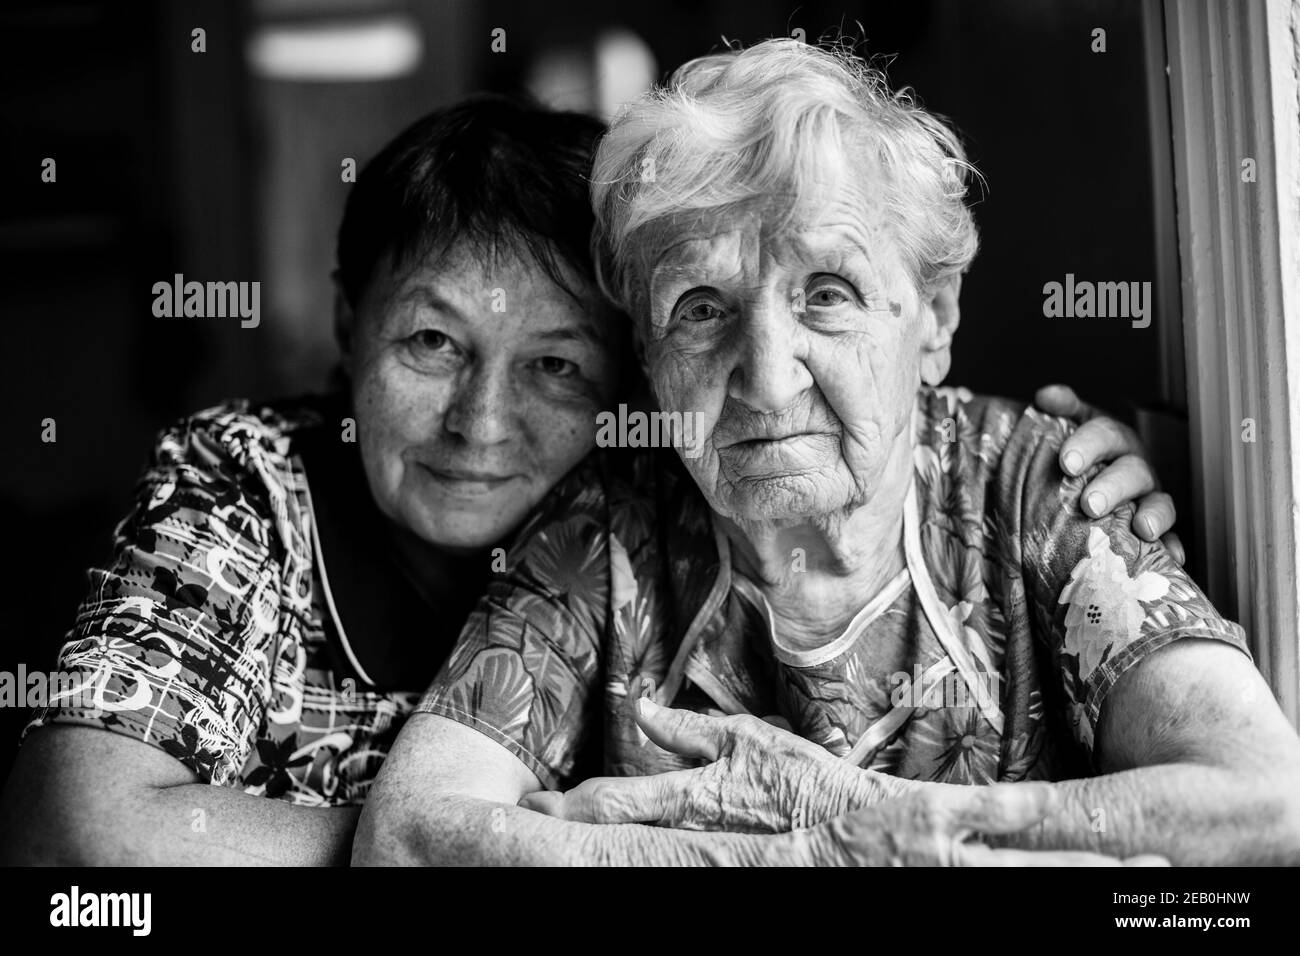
[345,243,616,551]
[639,191,937,525]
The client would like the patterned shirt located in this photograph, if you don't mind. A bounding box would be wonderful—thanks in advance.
[24,395,466,806]
[417,387,1251,790]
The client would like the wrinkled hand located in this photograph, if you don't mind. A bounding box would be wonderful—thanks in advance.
[812,783,1168,866]
[519,699,893,832]
[518,702,1168,864]
[1033,384,1184,564]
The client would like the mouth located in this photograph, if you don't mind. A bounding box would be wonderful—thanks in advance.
[418,463,518,491]
[717,432,837,471]
[719,430,825,450]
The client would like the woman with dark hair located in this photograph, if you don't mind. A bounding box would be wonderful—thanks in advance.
[0,93,1169,865]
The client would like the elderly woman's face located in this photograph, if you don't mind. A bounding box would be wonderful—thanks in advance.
[641,192,943,524]
[345,243,615,551]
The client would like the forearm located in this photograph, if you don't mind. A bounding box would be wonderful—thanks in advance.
[996,763,1300,865]
[354,790,820,866]
[134,785,361,866]
[1,782,359,866]
[824,760,1300,864]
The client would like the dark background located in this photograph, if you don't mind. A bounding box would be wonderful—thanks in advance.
[0,0,1185,785]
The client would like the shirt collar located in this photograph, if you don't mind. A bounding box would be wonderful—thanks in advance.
[293,399,455,693]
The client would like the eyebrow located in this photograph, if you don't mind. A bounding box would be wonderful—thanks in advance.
[787,226,877,268]
[399,287,463,316]
[396,285,606,346]
[532,325,605,348]
[648,247,744,313]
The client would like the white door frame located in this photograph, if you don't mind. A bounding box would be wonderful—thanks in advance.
[1163,0,1300,724]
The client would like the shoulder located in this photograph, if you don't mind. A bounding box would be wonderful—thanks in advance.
[137,396,340,517]
[499,446,711,600]
[917,386,1075,454]
[506,446,691,553]
[914,386,1078,491]
[124,396,340,567]
[149,397,327,475]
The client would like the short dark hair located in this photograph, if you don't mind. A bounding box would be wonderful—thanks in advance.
[336,94,606,307]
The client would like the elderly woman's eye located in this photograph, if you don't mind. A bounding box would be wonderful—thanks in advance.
[806,277,858,307]
[535,356,579,377]
[673,291,726,324]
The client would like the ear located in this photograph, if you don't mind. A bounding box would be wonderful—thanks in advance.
[333,272,357,376]
[918,274,962,386]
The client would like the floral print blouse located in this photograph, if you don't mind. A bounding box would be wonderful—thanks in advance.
[418,387,1251,790]
[24,397,460,806]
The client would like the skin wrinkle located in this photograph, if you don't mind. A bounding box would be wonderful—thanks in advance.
[352,44,1292,866]
[633,640,1297,864]
[1004,765,1295,864]
[641,196,929,595]
[672,649,1300,863]
[640,196,925,639]
[991,640,1300,863]
[572,132,1300,861]
[342,243,618,557]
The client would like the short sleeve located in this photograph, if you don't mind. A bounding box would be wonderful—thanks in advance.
[1012,411,1251,757]
[24,411,288,785]
[416,466,611,790]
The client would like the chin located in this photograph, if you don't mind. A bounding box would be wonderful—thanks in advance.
[723,472,852,525]
[409,503,521,552]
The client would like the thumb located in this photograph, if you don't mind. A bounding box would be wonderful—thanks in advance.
[950,783,1058,835]
[517,790,566,817]
[634,697,725,760]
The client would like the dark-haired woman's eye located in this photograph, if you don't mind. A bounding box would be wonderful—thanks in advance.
[535,356,578,378]
[408,329,453,354]
[402,329,462,372]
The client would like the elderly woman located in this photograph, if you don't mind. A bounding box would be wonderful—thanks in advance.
[355,41,1300,866]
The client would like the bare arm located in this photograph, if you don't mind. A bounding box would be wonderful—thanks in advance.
[811,638,1300,866]
[351,714,811,866]
[998,638,1300,864]
[0,726,358,866]
[352,712,1148,866]
[540,640,1300,865]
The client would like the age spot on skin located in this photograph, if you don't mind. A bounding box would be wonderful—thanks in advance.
[889,300,902,317]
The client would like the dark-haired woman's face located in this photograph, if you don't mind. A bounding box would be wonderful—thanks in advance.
[342,244,617,551]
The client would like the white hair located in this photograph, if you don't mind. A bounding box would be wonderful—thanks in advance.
[591,38,981,313]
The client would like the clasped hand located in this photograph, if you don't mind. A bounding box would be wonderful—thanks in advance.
[519,699,1166,866]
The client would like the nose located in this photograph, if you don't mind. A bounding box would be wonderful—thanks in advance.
[727,294,813,411]
[443,363,514,446]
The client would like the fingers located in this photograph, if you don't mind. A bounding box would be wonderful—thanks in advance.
[955,843,1159,867]
[947,782,1058,834]
[518,772,691,825]
[1132,491,1176,542]
[1060,416,1141,479]
[1080,455,1156,519]
[1160,532,1186,566]
[1033,384,1092,421]
[634,697,729,761]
